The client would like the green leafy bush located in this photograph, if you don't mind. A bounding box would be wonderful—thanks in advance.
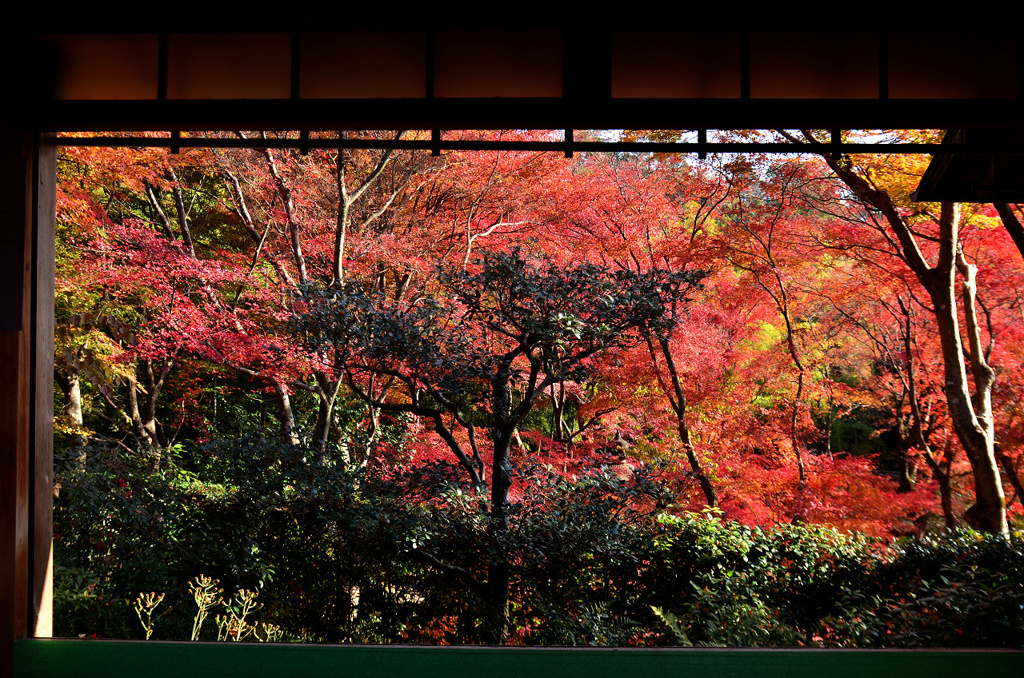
[54,437,1024,647]
[651,510,877,645]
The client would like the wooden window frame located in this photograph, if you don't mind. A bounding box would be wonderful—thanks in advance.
[4,20,1024,675]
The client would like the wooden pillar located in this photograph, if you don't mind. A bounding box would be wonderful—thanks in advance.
[32,133,56,640]
[1,120,55,676]
[1,118,34,678]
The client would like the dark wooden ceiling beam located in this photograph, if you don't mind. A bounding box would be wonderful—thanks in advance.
[32,98,1024,134]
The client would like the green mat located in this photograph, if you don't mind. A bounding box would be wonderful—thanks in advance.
[13,639,1023,678]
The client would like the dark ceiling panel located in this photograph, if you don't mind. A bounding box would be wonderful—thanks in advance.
[166,33,292,100]
[888,31,1018,100]
[434,31,562,98]
[299,32,428,99]
[36,34,159,100]
[15,17,1024,203]
[749,31,878,100]
[611,32,742,99]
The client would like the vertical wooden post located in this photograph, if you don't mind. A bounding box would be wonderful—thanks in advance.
[0,118,35,678]
[32,133,56,639]
[1,25,54,666]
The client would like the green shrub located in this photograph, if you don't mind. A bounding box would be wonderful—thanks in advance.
[54,436,1024,647]
[653,510,877,642]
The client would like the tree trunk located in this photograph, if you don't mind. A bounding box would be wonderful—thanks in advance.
[924,443,957,529]
[791,365,808,489]
[898,446,918,493]
[995,445,1024,509]
[139,360,161,448]
[313,373,345,458]
[487,369,515,645]
[260,145,309,286]
[994,203,1024,261]
[925,204,1005,532]
[647,336,718,506]
[126,358,172,469]
[551,382,567,442]
[55,369,87,465]
[126,376,149,446]
[806,137,1008,533]
[274,382,300,445]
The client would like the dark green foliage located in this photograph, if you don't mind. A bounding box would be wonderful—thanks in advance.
[506,465,673,645]
[850,531,1024,647]
[827,416,887,457]
[651,511,877,646]
[54,437,366,640]
[54,443,186,638]
[52,566,132,639]
[648,516,1024,648]
[291,250,709,643]
[54,436,1024,647]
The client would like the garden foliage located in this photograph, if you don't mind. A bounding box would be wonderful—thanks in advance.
[51,133,1024,646]
[54,437,1024,646]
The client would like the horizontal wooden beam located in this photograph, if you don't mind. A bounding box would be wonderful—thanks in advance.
[32,98,1024,135]
[51,133,1024,156]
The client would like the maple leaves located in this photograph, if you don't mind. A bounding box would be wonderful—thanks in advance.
[53,128,1024,538]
